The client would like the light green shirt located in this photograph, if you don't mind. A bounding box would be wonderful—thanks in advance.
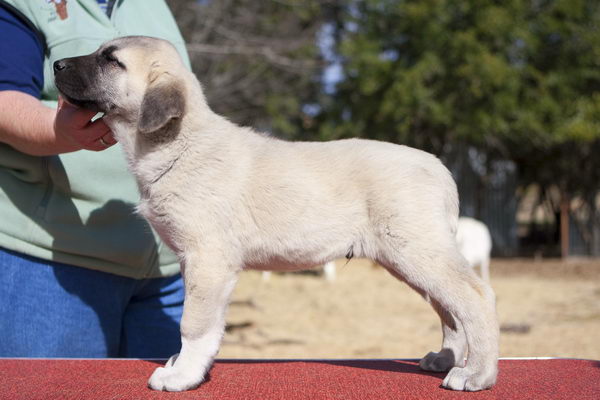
[0,0,191,278]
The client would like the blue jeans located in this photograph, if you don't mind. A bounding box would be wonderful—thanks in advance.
[0,247,183,358]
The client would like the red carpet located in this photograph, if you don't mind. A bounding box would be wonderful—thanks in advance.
[1,358,598,399]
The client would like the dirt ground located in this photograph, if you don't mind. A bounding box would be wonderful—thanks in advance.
[219,258,600,360]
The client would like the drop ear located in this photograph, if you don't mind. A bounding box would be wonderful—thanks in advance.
[138,75,186,137]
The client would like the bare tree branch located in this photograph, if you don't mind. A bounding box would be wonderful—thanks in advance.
[186,43,322,72]
[167,0,330,133]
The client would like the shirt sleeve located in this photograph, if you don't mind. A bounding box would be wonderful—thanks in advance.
[0,4,45,98]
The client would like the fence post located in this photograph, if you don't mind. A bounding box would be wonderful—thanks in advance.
[560,193,570,258]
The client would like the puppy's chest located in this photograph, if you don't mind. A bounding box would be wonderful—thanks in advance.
[137,192,184,239]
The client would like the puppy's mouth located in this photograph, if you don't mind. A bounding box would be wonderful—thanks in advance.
[57,85,116,114]
[60,93,103,112]
[55,79,112,114]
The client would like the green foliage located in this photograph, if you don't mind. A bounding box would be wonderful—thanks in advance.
[169,0,599,199]
[312,0,600,197]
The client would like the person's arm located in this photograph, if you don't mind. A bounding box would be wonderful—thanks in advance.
[0,5,115,156]
[0,90,116,156]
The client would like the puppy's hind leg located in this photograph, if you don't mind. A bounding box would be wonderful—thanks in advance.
[419,298,467,372]
[379,240,498,391]
[148,249,239,392]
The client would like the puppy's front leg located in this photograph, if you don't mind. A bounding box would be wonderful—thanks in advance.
[148,250,239,392]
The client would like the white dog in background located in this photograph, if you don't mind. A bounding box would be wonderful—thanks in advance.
[54,36,499,393]
[456,217,492,282]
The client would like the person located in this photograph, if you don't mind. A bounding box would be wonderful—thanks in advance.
[0,0,191,358]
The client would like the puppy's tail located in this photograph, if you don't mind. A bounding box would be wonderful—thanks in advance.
[442,166,460,237]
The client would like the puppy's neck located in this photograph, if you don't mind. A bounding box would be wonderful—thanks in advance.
[107,114,188,187]
[107,74,241,191]
[109,107,209,183]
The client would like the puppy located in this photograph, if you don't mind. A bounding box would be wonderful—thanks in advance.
[54,36,499,392]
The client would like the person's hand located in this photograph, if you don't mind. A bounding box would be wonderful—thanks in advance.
[54,96,117,151]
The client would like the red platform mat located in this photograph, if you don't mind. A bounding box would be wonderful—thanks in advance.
[1,358,599,399]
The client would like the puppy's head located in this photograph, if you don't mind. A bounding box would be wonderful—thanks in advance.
[54,36,187,138]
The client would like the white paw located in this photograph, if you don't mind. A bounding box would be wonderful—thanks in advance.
[442,365,497,391]
[147,365,204,392]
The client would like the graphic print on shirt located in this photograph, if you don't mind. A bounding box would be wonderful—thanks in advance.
[46,0,68,21]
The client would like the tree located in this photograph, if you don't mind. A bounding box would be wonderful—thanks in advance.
[312,0,600,255]
[167,0,330,138]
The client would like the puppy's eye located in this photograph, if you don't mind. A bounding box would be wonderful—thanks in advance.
[101,46,125,69]
[104,52,118,63]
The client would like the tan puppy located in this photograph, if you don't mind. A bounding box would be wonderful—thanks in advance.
[54,36,498,392]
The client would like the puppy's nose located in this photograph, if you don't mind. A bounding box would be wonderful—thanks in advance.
[53,60,68,73]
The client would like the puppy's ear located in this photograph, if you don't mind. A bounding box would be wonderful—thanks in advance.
[138,74,186,137]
